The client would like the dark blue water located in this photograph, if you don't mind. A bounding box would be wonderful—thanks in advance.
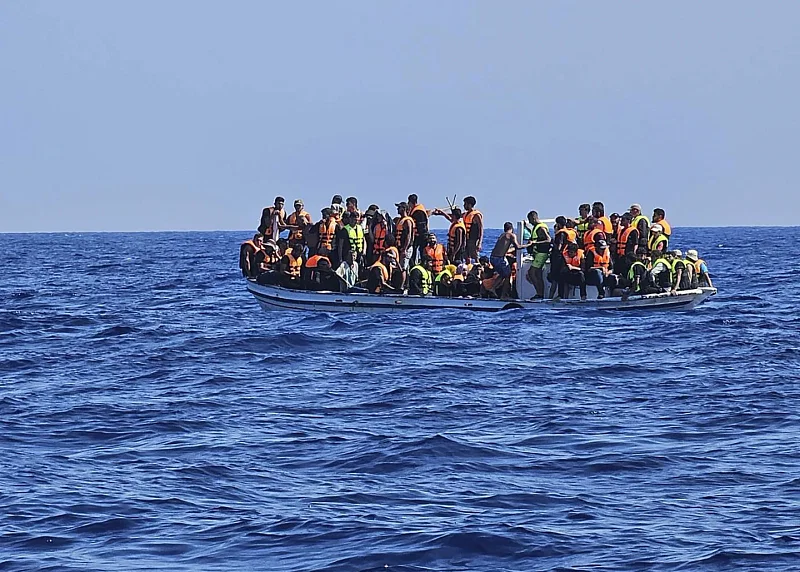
[2,227,799,571]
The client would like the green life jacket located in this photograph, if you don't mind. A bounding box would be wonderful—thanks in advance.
[653,257,674,283]
[631,214,649,232]
[627,261,648,292]
[435,268,453,283]
[648,233,668,252]
[345,224,365,254]
[575,217,590,236]
[411,264,432,294]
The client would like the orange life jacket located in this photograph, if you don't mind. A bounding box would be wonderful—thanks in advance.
[369,260,389,282]
[563,248,585,268]
[590,249,611,270]
[694,259,706,274]
[448,220,466,256]
[463,209,483,240]
[599,215,613,234]
[556,228,577,244]
[583,228,603,252]
[371,220,388,255]
[318,218,337,251]
[286,253,302,277]
[395,216,415,247]
[424,243,445,273]
[287,211,311,243]
[409,204,427,238]
[305,254,330,269]
[385,245,399,262]
[616,227,636,256]
[658,219,672,236]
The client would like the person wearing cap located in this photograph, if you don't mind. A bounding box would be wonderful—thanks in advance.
[258,196,287,242]
[286,200,312,249]
[652,208,671,238]
[648,223,668,256]
[670,249,693,292]
[239,233,264,278]
[686,249,713,288]
[629,204,650,253]
[584,239,615,299]
[615,212,639,278]
[558,241,587,300]
[393,202,415,275]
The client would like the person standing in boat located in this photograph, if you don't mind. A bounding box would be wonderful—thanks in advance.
[615,212,639,279]
[548,216,573,299]
[524,210,551,300]
[315,207,339,258]
[652,208,671,240]
[490,222,532,300]
[648,223,668,256]
[629,203,650,253]
[463,196,483,263]
[394,202,415,278]
[445,208,467,265]
[258,196,287,243]
[407,194,430,264]
[286,199,313,251]
[366,206,388,266]
[239,233,264,278]
[591,202,614,235]
[575,203,592,243]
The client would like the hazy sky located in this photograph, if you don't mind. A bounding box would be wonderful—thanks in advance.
[2,0,798,232]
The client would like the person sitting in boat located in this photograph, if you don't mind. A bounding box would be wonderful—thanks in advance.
[490,222,531,300]
[305,254,337,291]
[258,196,287,243]
[335,249,361,292]
[623,251,655,297]
[670,249,694,293]
[686,249,713,288]
[558,241,588,300]
[279,244,303,289]
[650,250,674,292]
[408,256,434,296]
[584,239,615,299]
[367,251,398,294]
[239,233,264,278]
[434,264,455,297]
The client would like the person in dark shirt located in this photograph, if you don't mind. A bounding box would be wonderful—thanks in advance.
[407,194,430,264]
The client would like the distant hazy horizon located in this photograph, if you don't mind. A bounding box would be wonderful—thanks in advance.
[3,1,799,232]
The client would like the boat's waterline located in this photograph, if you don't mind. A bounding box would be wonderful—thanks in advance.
[246,281,717,313]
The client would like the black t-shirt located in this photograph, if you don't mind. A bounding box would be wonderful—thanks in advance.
[535,225,550,254]
[410,209,428,239]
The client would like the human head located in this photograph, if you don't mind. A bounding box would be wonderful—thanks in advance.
[463,196,476,210]
[384,248,397,266]
[347,249,357,263]
[364,204,380,220]
[293,199,304,212]
[652,208,665,222]
[331,194,343,205]
[384,234,396,247]
[620,212,633,227]
[671,249,683,259]
[590,217,603,228]
[407,194,418,206]
[321,207,333,220]
[629,203,642,216]
[342,211,353,225]
[426,232,437,246]
[592,202,605,217]
[566,242,579,253]
[566,218,577,229]
[421,255,433,270]
[291,244,303,257]
[579,203,591,218]
[451,207,463,220]
[686,249,699,262]
[596,239,608,251]
[527,210,539,224]
[346,196,358,212]
[274,196,285,208]
[396,201,408,215]
[264,239,278,253]
[503,222,513,232]
[610,213,620,224]
[252,232,263,244]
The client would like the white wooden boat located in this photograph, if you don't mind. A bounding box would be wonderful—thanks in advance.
[246,281,717,313]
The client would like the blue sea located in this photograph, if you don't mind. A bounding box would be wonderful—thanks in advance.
[1,227,799,571]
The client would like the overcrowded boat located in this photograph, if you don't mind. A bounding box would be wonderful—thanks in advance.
[240,195,717,313]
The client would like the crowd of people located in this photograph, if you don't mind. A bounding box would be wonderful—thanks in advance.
[239,195,713,301]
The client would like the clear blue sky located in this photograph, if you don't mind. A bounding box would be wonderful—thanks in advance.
[2,0,798,232]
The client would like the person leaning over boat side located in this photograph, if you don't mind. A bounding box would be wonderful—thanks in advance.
[407,194,431,264]
[490,222,532,300]
[584,239,616,299]
[524,210,551,300]
[629,203,650,253]
[558,241,588,301]
[408,256,434,296]
[652,208,671,239]
[670,249,693,293]
[286,199,313,250]
[258,196,287,242]
[394,202,415,274]
[463,196,483,263]
[648,223,668,256]
[575,203,592,242]
[423,232,445,274]
[239,233,264,278]
[615,213,639,279]
[278,244,304,289]
[686,249,713,288]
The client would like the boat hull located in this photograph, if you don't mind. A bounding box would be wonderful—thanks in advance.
[246,281,717,313]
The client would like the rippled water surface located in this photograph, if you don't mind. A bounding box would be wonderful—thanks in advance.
[1,227,799,571]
